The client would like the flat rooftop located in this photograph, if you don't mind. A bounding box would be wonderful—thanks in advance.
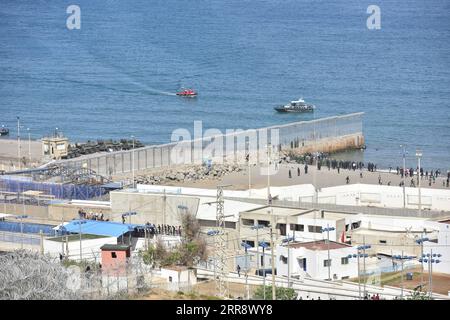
[287,240,352,251]
[351,228,426,236]
[242,206,312,217]
[299,210,356,221]
[241,206,357,221]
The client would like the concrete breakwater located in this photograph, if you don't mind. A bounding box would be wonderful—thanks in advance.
[135,163,243,185]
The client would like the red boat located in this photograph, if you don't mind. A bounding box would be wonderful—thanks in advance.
[176,88,197,97]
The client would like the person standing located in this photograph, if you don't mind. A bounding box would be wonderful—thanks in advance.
[237,264,241,277]
[297,167,300,176]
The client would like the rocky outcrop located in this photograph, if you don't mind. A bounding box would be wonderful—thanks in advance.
[135,163,243,185]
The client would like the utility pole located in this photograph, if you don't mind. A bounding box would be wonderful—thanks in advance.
[357,253,361,299]
[416,231,429,292]
[416,150,422,216]
[242,243,250,300]
[323,224,335,281]
[27,128,31,166]
[131,135,135,188]
[246,141,251,196]
[20,216,24,249]
[79,221,83,261]
[17,116,21,170]
[269,207,276,300]
[163,189,166,226]
[262,245,266,300]
[267,143,271,205]
[363,237,367,298]
[400,251,404,299]
[429,249,433,299]
[216,185,230,298]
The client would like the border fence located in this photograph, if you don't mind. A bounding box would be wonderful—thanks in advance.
[52,113,363,176]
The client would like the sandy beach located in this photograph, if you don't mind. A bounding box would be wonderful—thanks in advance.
[0,138,43,170]
[165,163,450,191]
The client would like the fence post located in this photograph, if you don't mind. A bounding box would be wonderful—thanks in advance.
[40,230,44,254]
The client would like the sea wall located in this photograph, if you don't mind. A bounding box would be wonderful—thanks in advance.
[283,133,365,156]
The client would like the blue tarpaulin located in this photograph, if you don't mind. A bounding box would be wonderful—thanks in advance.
[62,220,138,238]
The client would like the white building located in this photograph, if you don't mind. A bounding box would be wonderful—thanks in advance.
[276,240,358,281]
[423,220,450,275]
[315,183,450,211]
[160,266,197,291]
[43,234,117,261]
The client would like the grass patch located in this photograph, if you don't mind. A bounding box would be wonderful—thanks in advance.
[47,234,108,242]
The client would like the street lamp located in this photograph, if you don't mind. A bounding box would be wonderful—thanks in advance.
[419,250,442,299]
[259,241,270,300]
[416,149,422,215]
[251,224,266,271]
[347,251,368,300]
[357,243,371,298]
[131,135,136,188]
[27,128,31,166]
[246,140,251,197]
[266,143,272,205]
[392,253,414,298]
[322,225,336,281]
[415,235,429,292]
[282,235,295,288]
[17,117,21,170]
[400,145,408,208]
[122,211,137,224]
[241,242,252,300]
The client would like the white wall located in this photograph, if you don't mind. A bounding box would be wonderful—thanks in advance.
[43,236,117,261]
[286,219,340,242]
[277,245,358,281]
[160,268,197,285]
[423,222,450,275]
[319,184,450,211]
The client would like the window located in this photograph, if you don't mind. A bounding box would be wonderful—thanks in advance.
[308,225,323,233]
[242,219,254,226]
[290,224,304,232]
[323,259,331,267]
[242,240,255,247]
[277,223,286,236]
[379,240,387,244]
[258,220,270,227]
[279,255,288,264]
[169,276,173,282]
[111,252,117,258]
[341,257,349,265]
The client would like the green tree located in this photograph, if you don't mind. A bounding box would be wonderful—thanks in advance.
[407,288,431,300]
[140,211,208,268]
[253,285,297,300]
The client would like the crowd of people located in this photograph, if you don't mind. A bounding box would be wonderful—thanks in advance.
[77,208,107,221]
[283,152,450,188]
[139,222,182,237]
[297,293,382,300]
